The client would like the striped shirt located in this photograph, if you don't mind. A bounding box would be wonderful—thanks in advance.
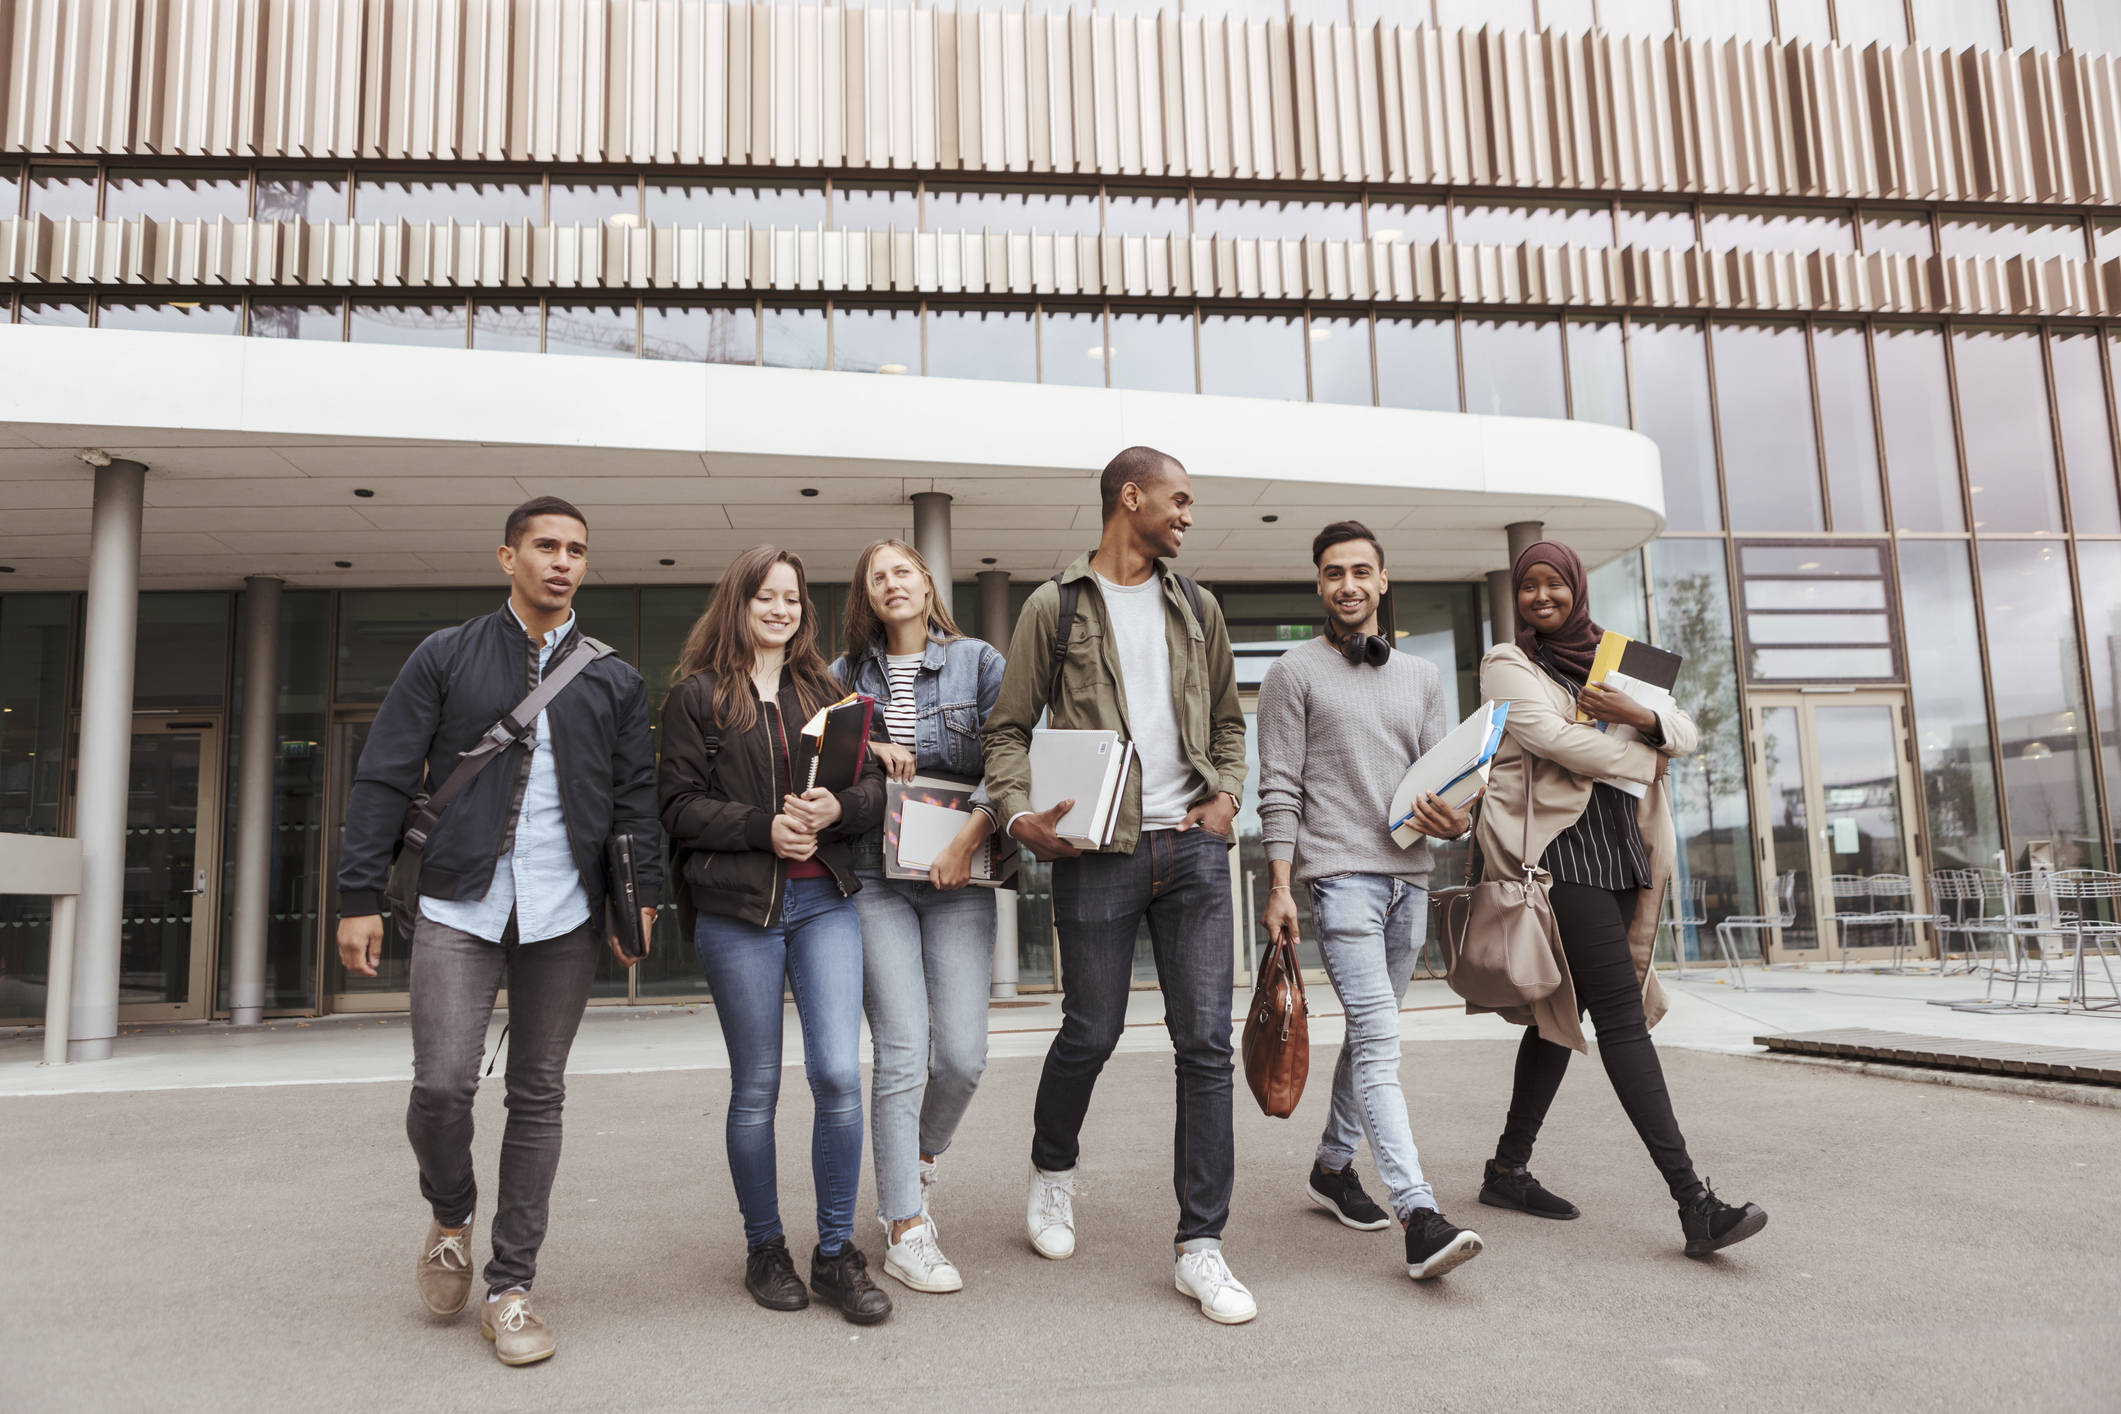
[882,653,922,748]
[1533,646,1656,892]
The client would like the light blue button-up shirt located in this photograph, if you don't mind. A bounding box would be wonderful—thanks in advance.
[421,607,591,945]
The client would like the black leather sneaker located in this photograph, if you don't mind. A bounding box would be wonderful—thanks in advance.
[1679,1180,1768,1257]
[811,1243,894,1326]
[1479,1159,1581,1220]
[1404,1208,1484,1280]
[744,1236,810,1311]
[1306,1159,1391,1232]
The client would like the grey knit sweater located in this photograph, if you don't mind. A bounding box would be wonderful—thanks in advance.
[1256,635,1452,886]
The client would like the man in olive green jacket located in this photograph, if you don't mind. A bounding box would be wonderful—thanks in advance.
[983,445,1255,1325]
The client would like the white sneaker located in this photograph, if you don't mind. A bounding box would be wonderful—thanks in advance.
[883,1218,963,1294]
[1026,1165,1076,1260]
[1174,1247,1257,1325]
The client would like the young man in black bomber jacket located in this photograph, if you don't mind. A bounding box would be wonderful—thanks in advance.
[336,496,661,1367]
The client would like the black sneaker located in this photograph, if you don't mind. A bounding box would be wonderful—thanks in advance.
[810,1243,893,1325]
[1306,1159,1391,1232]
[1679,1180,1768,1258]
[744,1236,810,1311]
[1404,1208,1484,1280]
[1479,1159,1581,1220]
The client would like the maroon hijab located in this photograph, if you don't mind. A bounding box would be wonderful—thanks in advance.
[1512,539,1603,680]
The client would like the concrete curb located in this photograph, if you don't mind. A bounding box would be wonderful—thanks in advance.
[1759,1051,2121,1109]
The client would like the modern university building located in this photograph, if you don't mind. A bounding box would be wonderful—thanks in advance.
[3,0,2119,1058]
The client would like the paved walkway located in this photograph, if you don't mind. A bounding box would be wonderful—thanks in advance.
[3,963,2116,1096]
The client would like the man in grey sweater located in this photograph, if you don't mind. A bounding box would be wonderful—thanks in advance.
[1255,520,1486,1283]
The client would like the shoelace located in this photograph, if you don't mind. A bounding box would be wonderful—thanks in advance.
[493,1295,532,1333]
[425,1231,469,1271]
[1183,1250,1245,1300]
[1036,1176,1076,1232]
[898,1223,950,1271]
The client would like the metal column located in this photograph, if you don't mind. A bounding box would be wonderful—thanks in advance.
[228,576,283,1027]
[912,492,953,591]
[977,568,1019,997]
[70,459,146,1063]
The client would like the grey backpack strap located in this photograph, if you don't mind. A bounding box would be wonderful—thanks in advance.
[403,635,617,852]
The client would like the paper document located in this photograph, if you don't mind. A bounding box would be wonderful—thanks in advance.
[1590,668,1674,800]
[898,799,993,875]
[1388,701,1509,848]
[1578,632,1682,722]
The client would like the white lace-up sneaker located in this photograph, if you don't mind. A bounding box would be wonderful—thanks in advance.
[1175,1247,1258,1325]
[1026,1165,1076,1260]
[883,1218,964,1294]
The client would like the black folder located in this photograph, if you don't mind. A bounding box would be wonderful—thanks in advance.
[797,695,877,794]
[604,833,653,962]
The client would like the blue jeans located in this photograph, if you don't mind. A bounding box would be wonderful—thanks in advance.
[853,872,995,1224]
[1307,873,1438,1222]
[1031,827,1236,1246]
[694,878,866,1253]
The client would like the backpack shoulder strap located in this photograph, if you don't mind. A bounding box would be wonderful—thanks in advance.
[405,634,615,851]
[1048,572,1081,708]
[1171,571,1206,629]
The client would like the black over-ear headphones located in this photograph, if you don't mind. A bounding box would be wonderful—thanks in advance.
[1335,630,1392,668]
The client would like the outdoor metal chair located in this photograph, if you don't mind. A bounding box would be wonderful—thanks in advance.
[1659,875,1708,978]
[1987,870,2076,1008]
[2044,870,2121,1016]
[1857,872,1941,973]
[1709,871,1799,992]
[1929,869,2001,976]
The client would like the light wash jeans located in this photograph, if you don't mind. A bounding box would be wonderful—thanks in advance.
[853,870,995,1223]
[1307,872,1438,1222]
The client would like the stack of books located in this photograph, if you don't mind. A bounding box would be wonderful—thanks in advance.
[1581,632,1683,800]
[1028,729,1137,850]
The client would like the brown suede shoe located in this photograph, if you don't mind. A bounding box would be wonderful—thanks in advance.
[416,1213,476,1317]
[480,1289,556,1366]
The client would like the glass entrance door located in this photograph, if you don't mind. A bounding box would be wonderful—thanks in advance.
[1746,691,1923,962]
[64,714,225,1021]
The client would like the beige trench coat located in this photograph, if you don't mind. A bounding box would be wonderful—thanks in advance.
[1466,643,1699,1053]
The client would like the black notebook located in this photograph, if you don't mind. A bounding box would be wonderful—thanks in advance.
[603,833,653,962]
[796,694,876,794]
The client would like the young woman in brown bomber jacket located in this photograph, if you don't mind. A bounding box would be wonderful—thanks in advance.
[1467,540,1769,1260]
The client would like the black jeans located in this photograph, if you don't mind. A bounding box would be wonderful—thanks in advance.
[1494,883,1701,1200]
[1031,828,1236,1245]
[406,916,599,1293]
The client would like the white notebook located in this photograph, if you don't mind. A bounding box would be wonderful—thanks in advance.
[897,799,993,875]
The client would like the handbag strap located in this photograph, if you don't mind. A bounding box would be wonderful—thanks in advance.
[1517,743,1539,879]
[403,634,617,852]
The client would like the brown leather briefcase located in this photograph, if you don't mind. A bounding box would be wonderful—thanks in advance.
[1241,928,1310,1118]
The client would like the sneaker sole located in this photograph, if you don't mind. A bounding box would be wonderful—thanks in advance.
[1305,1180,1392,1232]
[1479,1186,1580,1220]
[1407,1231,1484,1280]
[1685,1206,1768,1258]
[884,1254,964,1294]
[1174,1276,1258,1325]
[1029,1233,1075,1260]
[481,1327,555,1365]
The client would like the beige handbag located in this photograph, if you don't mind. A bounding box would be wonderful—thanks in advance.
[1428,747,1564,1009]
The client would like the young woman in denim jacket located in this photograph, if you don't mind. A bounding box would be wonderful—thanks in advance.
[830,538,1007,1296]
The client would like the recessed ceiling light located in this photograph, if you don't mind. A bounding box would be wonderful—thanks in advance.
[878,364,908,375]
[659,558,675,566]
[801,487,820,497]
[1261,515,1278,523]
[981,557,997,565]
[0,566,14,574]
[353,488,375,498]
[334,560,352,568]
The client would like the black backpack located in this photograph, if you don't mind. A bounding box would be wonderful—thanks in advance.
[1047,566,1207,703]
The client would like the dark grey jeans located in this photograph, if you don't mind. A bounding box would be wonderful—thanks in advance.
[406,914,598,1294]
[1031,827,1236,1245]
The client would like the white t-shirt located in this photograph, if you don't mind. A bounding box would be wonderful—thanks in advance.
[1095,571,1201,831]
[882,652,922,748]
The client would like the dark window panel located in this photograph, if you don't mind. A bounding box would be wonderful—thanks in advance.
[98,299,242,336]
[1618,201,1695,252]
[832,304,921,375]
[2056,329,2121,533]
[1566,318,1629,428]
[131,592,230,709]
[1979,540,2100,870]
[1953,326,2064,533]
[104,168,248,223]
[547,303,639,359]
[762,305,827,370]
[350,300,468,349]
[27,166,97,221]
[1453,196,1613,250]
[335,588,509,704]
[1108,309,1194,394]
[1701,203,1854,255]
[1462,316,1564,420]
[0,164,18,219]
[1307,314,1373,407]
[648,179,826,228]
[249,302,344,340]
[928,308,1036,384]
[354,176,540,225]
[1632,320,1722,531]
[1897,539,2003,871]
[1039,308,1106,388]
[256,172,347,223]
[1194,192,1362,243]
[644,304,756,365]
[1813,324,1887,533]
[1872,324,1964,532]
[1714,321,1824,533]
[1375,317,1458,412]
[471,302,541,353]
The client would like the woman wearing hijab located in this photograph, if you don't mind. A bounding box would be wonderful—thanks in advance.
[1469,540,1767,1258]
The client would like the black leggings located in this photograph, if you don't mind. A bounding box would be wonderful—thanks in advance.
[1494,883,1701,1200]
